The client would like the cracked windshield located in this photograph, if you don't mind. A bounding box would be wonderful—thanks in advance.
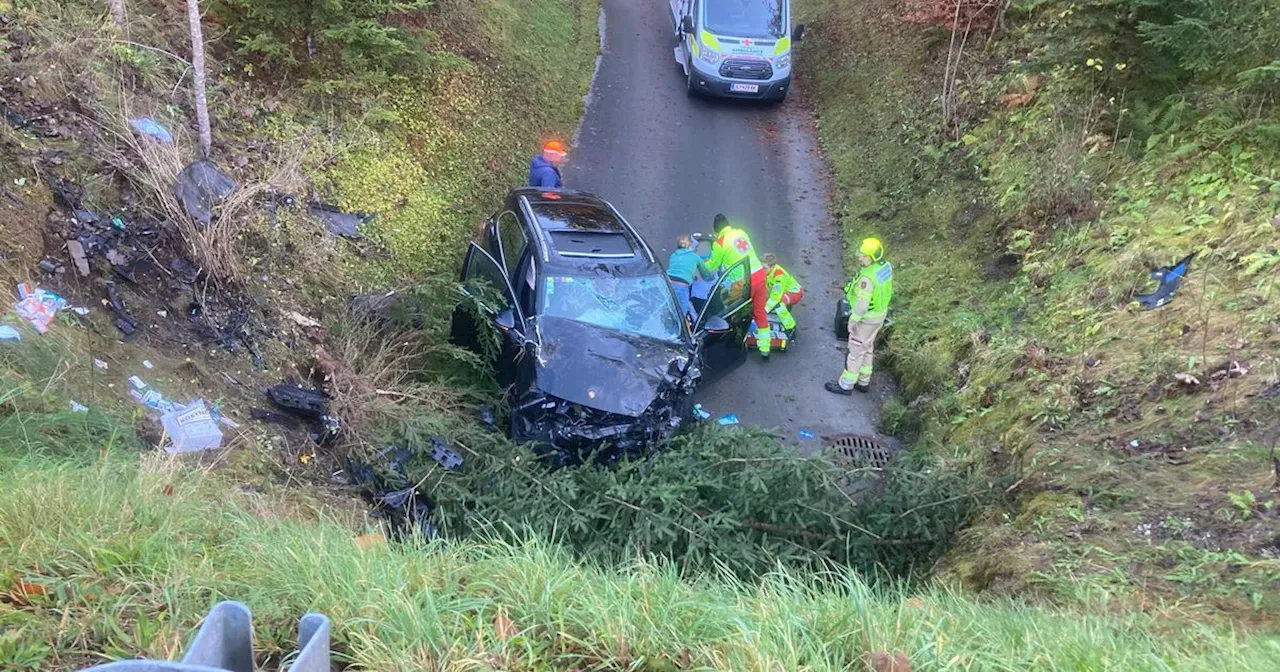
[541,273,685,343]
[705,0,784,38]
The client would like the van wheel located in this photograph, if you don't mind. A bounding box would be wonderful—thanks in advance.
[686,60,698,98]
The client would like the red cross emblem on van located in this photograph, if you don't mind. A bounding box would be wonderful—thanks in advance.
[742,38,753,46]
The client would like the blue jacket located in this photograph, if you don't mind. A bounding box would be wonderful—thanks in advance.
[667,248,712,284]
[528,154,562,188]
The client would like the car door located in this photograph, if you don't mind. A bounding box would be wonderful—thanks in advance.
[693,256,751,385]
[449,243,529,388]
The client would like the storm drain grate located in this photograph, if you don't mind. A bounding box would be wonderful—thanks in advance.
[826,434,895,471]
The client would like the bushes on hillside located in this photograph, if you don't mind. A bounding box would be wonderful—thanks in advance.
[211,0,436,92]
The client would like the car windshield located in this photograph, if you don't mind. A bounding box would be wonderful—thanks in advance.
[541,273,686,343]
[704,0,784,39]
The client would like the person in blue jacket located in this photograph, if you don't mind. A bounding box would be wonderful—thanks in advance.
[668,234,713,325]
[529,140,568,188]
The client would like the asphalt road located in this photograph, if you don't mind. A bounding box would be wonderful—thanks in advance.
[565,0,880,445]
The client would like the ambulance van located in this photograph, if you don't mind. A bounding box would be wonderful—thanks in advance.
[670,0,804,103]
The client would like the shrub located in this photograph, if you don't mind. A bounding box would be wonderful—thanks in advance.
[212,0,436,91]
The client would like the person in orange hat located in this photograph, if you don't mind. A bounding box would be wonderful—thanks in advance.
[529,140,568,188]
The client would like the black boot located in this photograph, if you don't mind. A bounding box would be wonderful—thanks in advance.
[853,382,871,393]
[824,381,852,396]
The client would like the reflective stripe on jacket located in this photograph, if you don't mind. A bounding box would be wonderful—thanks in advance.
[845,260,893,319]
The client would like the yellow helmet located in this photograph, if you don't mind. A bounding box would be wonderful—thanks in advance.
[859,237,884,262]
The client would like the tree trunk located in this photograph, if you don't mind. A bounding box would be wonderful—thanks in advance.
[110,0,126,28]
[186,0,212,159]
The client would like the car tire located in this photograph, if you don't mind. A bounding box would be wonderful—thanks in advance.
[686,59,698,98]
[770,90,787,105]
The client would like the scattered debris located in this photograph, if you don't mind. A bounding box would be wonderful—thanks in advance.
[143,359,154,369]
[799,429,815,440]
[171,257,201,283]
[70,400,88,413]
[14,283,66,334]
[265,382,342,445]
[93,358,108,370]
[266,383,330,417]
[0,325,20,341]
[477,407,498,431]
[66,239,90,276]
[129,117,173,143]
[37,259,59,274]
[105,281,141,341]
[717,414,740,426]
[175,159,236,225]
[70,306,90,316]
[1174,372,1201,386]
[428,436,464,471]
[287,311,322,329]
[1136,252,1193,310]
[342,446,437,540]
[46,176,83,210]
[162,399,224,453]
[692,403,711,420]
[308,202,372,239]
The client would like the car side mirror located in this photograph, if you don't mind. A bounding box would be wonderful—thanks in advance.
[681,16,694,34]
[701,315,732,335]
[496,309,518,333]
[793,24,805,42]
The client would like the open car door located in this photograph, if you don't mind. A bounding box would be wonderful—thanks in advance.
[449,243,531,388]
[692,256,751,386]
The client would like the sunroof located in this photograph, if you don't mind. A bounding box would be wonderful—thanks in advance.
[548,231,635,258]
[531,202,626,233]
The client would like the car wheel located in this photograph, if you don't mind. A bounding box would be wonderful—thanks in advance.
[770,90,788,105]
[686,59,698,98]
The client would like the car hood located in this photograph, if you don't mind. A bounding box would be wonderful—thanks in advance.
[532,317,689,417]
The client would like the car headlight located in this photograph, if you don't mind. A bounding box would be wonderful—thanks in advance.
[697,46,722,66]
[776,55,791,70]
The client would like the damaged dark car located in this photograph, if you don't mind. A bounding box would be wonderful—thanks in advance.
[450,188,750,465]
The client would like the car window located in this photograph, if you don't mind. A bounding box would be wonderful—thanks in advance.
[541,273,685,343]
[496,211,526,275]
[703,0,783,38]
[462,243,518,319]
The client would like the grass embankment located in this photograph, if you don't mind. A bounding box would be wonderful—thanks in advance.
[798,0,1280,629]
[2,417,1278,669]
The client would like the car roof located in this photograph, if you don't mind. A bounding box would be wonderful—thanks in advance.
[507,188,658,267]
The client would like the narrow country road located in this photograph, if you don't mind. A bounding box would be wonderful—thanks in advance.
[566,0,879,445]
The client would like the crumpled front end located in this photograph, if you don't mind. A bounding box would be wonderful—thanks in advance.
[512,363,698,467]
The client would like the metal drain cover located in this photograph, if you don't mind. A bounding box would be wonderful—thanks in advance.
[826,434,895,471]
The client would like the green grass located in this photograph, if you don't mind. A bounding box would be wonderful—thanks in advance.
[796,0,1280,630]
[3,449,1280,670]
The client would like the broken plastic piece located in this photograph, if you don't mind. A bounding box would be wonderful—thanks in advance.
[129,117,173,143]
[799,429,815,440]
[111,216,126,230]
[717,414,740,426]
[70,400,88,413]
[692,403,711,420]
[143,359,154,369]
[1136,253,1193,310]
[93,358,108,370]
[308,202,372,239]
[428,436,464,471]
[175,159,236,225]
[66,239,90,277]
[266,384,331,417]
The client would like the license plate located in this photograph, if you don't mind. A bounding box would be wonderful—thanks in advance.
[730,83,759,93]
